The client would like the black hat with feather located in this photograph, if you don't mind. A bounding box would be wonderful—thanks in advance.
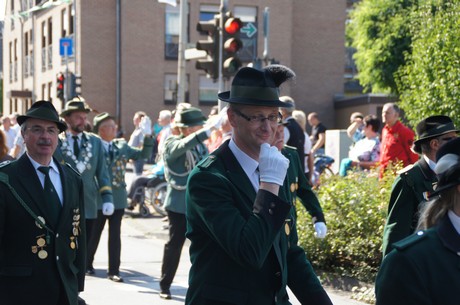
[218,65,295,107]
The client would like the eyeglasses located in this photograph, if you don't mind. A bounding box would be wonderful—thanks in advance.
[27,126,60,136]
[438,136,456,142]
[233,109,282,126]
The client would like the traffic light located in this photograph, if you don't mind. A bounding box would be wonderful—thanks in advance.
[195,16,220,80]
[56,73,65,101]
[68,73,82,98]
[222,13,243,77]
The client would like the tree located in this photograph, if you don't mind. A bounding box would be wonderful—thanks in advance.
[347,0,416,93]
[397,2,460,128]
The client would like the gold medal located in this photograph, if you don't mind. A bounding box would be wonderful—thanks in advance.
[70,241,76,249]
[73,214,80,221]
[295,183,298,191]
[37,238,46,247]
[290,183,295,193]
[35,216,46,229]
[38,250,48,259]
[73,228,79,236]
[31,246,38,254]
[285,222,290,236]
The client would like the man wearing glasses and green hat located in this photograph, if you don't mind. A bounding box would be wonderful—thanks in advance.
[185,65,333,305]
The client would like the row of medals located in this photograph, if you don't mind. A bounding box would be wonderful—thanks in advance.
[31,209,81,260]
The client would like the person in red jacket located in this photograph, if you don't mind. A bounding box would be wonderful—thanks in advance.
[380,103,419,177]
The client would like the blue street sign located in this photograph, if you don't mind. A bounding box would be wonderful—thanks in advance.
[60,38,73,56]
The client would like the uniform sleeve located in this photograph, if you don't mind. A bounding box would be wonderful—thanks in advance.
[125,136,155,160]
[382,175,416,256]
[94,138,113,203]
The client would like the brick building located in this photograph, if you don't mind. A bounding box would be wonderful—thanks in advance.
[3,0,346,136]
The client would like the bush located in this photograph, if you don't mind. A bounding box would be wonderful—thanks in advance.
[297,167,397,283]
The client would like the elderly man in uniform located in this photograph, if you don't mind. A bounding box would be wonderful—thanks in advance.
[0,101,86,305]
[185,65,332,305]
[382,115,458,256]
[86,112,154,282]
[54,97,114,275]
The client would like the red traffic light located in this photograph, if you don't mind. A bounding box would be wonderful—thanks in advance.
[224,38,243,54]
[224,17,242,35]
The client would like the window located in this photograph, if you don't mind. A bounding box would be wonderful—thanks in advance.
[48,82,53,102]
[164,73,190,104]
[61,8,67,37]
[198,76,218,105]
[164,4,185,60]
[69,4,74,35]
[199,5,218,22]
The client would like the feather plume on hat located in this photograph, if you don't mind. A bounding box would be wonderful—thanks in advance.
[263,64,296,87]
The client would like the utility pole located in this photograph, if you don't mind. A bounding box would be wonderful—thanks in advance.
[176,0,188,104]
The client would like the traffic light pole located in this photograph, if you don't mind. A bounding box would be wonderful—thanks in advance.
[218,0,227,110]
[176,0,188,104]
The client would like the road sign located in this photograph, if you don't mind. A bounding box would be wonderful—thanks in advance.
[60,38,73,57]
[240,23,257,38]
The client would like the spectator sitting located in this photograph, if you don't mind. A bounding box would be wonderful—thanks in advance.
[339,114,381,176]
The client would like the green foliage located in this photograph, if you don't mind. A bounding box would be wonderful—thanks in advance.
[347,0,416,93]
[297,168,396,283]
[397,1,460,128]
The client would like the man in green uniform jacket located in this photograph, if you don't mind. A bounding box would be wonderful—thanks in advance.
[86,112,154,282]
[0,101,86,305]
[186,66,332,305]
[382,115,458,256]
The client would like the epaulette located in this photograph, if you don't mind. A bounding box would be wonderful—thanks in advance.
[284,145,297,151]
[397,164,414,175]
[65,163,81,176]
[0,160,13,169]
[197,155,216,169]
[393,230,427,251]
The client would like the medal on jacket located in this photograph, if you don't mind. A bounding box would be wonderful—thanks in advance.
[32,234,48,260]
[70,236,76,249]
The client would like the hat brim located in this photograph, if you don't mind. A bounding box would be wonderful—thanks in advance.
[17,115,67,133]
[174,119,206,128]
[413,129,460,146]
[218,91,289,108]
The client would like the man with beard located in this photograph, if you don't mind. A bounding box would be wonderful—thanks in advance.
[54,97,114,277]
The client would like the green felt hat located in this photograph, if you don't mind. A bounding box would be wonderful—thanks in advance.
[413,115,459,154]
[173,107,207,127]
[93,112,114,133]
[60,96,92,117]
[17,100,67,132]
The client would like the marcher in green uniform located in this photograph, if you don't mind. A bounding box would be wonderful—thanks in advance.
[0,101,86,305]
[186,65,332,305]
[86,112,154,282]
[376,137,460,305]
[382,115,458,256]
[274,121,327,238]
[159,106,214,300]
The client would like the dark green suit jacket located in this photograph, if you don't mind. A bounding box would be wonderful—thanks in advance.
[382,158,437,256]
[376,214,460,305]
[0,154,86,305]
[185,141,331,305]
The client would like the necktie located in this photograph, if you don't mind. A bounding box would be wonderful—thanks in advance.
[38,166,62,227]
[72,136,80,157]
[108,143,114,161]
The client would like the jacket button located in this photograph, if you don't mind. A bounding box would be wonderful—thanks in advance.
[269,209,274,215]
[56,256,59,261]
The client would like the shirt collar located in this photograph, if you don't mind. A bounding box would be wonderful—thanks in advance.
[423,155,436,172]
[228,138,259,179]
[448,210,460,235]
[27,154,59,174]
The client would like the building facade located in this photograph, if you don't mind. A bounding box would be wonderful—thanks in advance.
[3,0,346,136]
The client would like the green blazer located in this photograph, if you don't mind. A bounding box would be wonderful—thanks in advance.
[103,136,154,209]
[382,158,437,256]
[185,141,332,305]
[163,130,209,214]
[0,154,86,305]
[55,132,113,219]
[376,214,460,305]
[282,145,325,223]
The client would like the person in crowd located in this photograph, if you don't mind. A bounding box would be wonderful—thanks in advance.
[205,107,232,153]
[381,115,458,256]
[308,112,327,156]
[1,115,17,152]
[0,101,86,305]
[379,102,419,177]
[273,120,327,238]
[54,97,114,277]
[159,106,214,300]
[0,130,14,162]
[292,110,313,183]
[128,111,148,175]
[185,65,333,305]
[86,112,154,282]
[346,112,365,144]
[279,96,305,172]
[375,137,460,305]
[339,114,381,176]
[155,109,172,162]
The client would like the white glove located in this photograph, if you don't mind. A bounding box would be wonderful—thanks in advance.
[258,143,290,186]
[139,116,152,136]
[314,222,327,239]
[102,202,115,216]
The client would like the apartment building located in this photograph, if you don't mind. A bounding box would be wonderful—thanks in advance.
[3,0,346,135]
